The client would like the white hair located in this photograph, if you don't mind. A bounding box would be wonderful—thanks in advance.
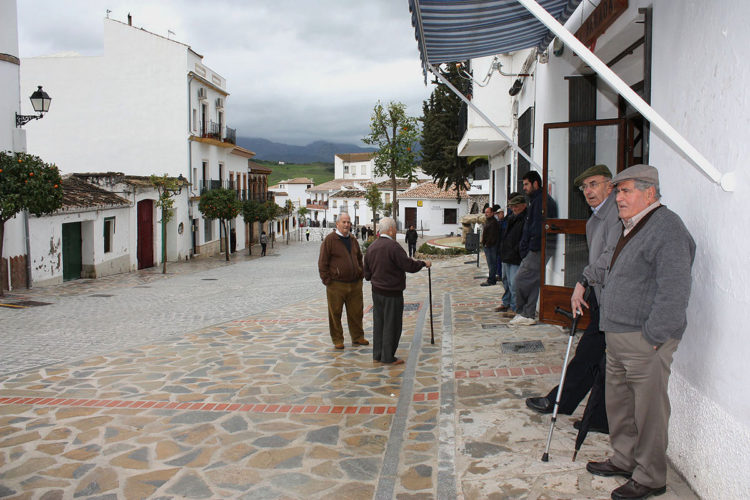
[379,217,396,233]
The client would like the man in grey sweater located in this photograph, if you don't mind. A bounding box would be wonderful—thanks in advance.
[586,165,696,500]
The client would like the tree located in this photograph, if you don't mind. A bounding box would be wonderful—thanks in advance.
[198,188,241,261]
[282,200,295,244]
[241,199,263,255]
[297,206,309,226]
[362,101,419,229]
[0,151,63,296]
[363,183,383,234]
[150,174,183,274]
[420,63,474,200]
[262,201,281,248]
[383,202,393,217]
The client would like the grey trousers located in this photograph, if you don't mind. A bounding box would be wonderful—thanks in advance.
[514,250,541,318]
[371,291,404,363]
[605,331,679,488]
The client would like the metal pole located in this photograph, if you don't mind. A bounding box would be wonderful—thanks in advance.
[428,266,435,344]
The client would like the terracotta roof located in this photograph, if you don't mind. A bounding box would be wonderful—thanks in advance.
[71,172,189,190]
[375,178,418,190]
[60,176,131,210]
[309,179,372,192]
[231,145,256,159]
[280,177,314,184]
[336,152,374,162]
[248,161,272,174]
[399,182,469,200]
[330,190,366,198]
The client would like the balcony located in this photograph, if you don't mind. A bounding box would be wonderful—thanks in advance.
[225,126,236,145]
[307,200,328,210]
[201,121,222,141]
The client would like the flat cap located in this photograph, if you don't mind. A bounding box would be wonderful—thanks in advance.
[610,164,659,185]
[508,194,526,205]
[573,164,612,187]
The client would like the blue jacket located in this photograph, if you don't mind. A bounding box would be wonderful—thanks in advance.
[519,189,557,258]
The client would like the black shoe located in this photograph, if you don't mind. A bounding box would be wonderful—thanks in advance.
[525,396,553,414]
[573,420,609,434]
[611,479,666,500]
[480,281,496,287]
[586,459,632,478]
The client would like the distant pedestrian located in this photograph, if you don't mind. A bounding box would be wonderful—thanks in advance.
[260,231,268,256]
[480,206,500,286]
[364,217,431,365]
[230,228,237,254]
[306,228,310,241]
[405,225,419,258]
[317,213,368,350]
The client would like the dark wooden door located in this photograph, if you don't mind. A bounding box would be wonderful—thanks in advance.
[62,222,82,281]
[137,200,154,269]
[539,118,625,327]
[405,207,417,229]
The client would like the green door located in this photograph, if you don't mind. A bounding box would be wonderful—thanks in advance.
[62,222,82,281]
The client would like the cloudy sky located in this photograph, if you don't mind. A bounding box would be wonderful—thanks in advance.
[17,0,434,146]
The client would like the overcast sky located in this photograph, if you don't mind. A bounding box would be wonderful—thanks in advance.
[17,0,434,146]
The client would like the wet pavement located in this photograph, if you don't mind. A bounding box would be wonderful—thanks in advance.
[0,240,698,499]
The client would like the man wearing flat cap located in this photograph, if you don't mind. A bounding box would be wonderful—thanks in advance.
[586,164,695,500]
[525,165,620,433]
[496,193,526,314]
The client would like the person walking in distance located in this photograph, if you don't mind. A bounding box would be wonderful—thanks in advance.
[260,231,268,257]
[405,225,419,258]
[480,206,501,286]
[364,217,431,365]
[317,213,369,350]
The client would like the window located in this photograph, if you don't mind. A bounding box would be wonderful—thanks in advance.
[204,218,213,241]
[344,164,349,174]
[385,193,391,204]
[103,217,115,253]
[192,109,197,132]
[332,200,337,208]
[444,209,457,224]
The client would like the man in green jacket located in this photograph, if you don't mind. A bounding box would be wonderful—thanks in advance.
[318,213,368,350]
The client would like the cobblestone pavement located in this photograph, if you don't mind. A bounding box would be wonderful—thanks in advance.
[0,241,698,499]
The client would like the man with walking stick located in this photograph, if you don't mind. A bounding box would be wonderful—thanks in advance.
[526,165,619,434]
[586,165,695,500]
[364,217,431,365]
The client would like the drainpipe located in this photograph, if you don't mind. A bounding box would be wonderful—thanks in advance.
[23,210,31,289]
[187,73,195,256]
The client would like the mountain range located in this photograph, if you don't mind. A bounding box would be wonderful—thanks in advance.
[236,137,376,164]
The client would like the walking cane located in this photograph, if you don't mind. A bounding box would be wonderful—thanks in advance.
[541,306,580,462]
[428,266,435,344]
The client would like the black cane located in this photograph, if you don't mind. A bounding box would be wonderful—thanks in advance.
[428,266,435,344]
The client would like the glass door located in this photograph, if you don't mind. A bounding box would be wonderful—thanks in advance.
[540,119,624,327]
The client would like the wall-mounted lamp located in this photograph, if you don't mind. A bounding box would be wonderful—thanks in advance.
[508,79,524,96]
[16,86,52,127]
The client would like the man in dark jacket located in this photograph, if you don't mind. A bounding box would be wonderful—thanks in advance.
[405,225,419,257]
[480,206,501,286]
[364,217,431,365]
[318,213,368,350]
[496,194,526,314]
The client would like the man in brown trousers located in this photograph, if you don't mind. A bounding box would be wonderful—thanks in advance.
[318,213,369,350]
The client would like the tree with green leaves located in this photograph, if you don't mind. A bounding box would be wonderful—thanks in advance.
[262,201,281,248]
[241,199,263,255]
[281,199,295,244]
[198,188,241,261]
[150,174,183,273]
[363,183,383,234]
[0,151,63,296]
[297,206,309,225]
[362,101,419,229]
[420,63,474,200]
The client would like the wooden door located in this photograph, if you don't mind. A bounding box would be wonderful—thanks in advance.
[62,222,82,281]
[137,200,154,269]
[405,207,417,229]
[539,118,625,327]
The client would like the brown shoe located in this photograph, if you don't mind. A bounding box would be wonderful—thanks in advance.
[494,305,509,312]
[611,479,666,500]
[353,338,369,346]
[586,459,632,478]
[502,311,516,318]
[383,358,405,365]
[334,344,345,350]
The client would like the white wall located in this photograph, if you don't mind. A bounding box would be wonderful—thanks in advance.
[646,1,750,497]
[399,198,467,236]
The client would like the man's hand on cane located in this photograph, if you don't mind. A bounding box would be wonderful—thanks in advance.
[571,282,589,317]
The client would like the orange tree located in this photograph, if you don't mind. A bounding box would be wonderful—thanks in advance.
[241,199,263,255]
[0,151,63,295]
[198,187,241,261]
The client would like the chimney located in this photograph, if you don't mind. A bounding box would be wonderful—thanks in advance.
[127,13,132,26]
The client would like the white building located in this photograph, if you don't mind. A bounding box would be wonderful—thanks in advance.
[398,182,469,236]
[409,0,750,497]
[20,15,255,264]
[334,153,376,180]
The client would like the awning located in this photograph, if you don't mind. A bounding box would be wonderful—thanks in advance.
[409,0,733,191]
[409,0,581,67]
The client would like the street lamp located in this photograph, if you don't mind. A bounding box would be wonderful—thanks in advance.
[16,86,52,127]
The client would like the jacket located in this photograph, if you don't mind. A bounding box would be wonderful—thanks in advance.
[364,236,425,295]
[500,209,526,265]
[580,192,621,300]
[520,189,558,257]
[405,228,419,244]
[481,216,501,248]
[318,231,364,285]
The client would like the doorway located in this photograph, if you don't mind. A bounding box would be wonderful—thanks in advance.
[137,200,154,269]
[405,207,417,230]
[539,118,625,327]
[62,222,82,281]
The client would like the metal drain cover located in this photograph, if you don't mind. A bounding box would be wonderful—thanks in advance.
[89,294,114,298]
[201,278,218,281]
[0,300,52,308]
[482,324,509,329]
[403,303,420,311]
[501,340,544,353]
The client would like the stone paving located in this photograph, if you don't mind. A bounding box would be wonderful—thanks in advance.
[0,241,698,499]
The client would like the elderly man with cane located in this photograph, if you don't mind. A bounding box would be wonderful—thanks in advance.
[364,217,431,365]
[526,165,619,434]
[586,165,695,500]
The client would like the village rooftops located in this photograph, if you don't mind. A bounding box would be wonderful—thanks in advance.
[248,161,272,174]
[335,152,375,162]
[374,178,421,190]
[399,181,469,199]
[278,178,314,184]
[71,172,189,190]
[330,190,366,198]
[308,179,373,192]
[59,175,131,212]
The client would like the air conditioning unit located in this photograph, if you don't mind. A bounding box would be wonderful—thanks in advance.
[215,97,224,109]
[197,88,207,100]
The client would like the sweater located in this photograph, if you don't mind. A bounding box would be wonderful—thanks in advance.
[364,236,425,295]
[599,206,696,345]
[318,231,363,285]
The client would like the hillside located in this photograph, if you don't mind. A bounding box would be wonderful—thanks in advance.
[238,137,376,164]
[254,160,335,186]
